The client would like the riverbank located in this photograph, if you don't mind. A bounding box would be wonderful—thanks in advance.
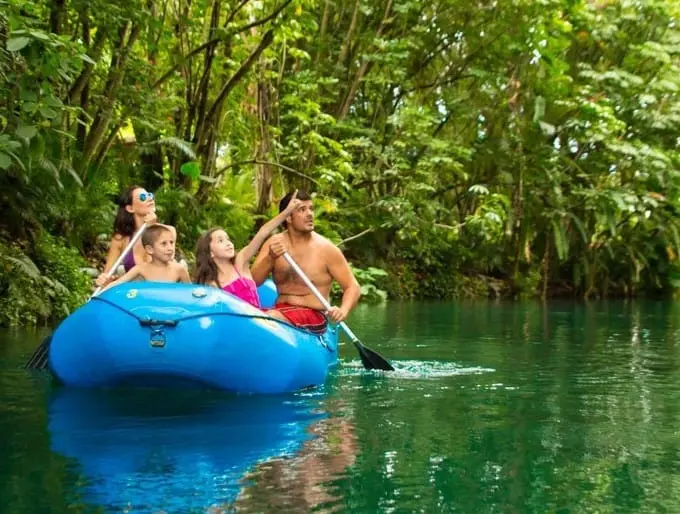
[1,230,676,327]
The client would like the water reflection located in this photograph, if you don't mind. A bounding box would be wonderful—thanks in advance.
[47,389,330,513]
[232,401,357,513]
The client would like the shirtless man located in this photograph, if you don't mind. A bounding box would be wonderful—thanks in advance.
[251,190,361,334]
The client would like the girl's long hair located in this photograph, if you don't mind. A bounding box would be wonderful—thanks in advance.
[194,228,221,286]
[112,185,141,237]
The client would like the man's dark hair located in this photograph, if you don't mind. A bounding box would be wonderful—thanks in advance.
[279,190,312,229]
[279,189,311,213]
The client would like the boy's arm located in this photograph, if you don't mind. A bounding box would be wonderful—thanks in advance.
[102,265,143,291]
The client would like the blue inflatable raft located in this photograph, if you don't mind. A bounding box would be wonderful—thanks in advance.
[48,281,338,393]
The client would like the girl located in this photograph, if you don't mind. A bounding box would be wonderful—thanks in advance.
[194,191,300,308]
[96,185,173,286]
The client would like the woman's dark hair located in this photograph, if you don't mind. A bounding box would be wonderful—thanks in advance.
[278,189,311,228]
[112,185,142,237]
[194,227,235,286]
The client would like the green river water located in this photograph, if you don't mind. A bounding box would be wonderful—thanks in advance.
[2,300,680,513]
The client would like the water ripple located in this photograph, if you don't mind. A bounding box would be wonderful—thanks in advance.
[339,359,494,379]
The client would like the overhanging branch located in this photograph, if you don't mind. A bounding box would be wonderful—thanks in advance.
[215,159,321,185]
[203,30,275,128]
[337,228,374,247]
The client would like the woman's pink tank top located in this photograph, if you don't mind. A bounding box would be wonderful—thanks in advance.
[222,269,261,309]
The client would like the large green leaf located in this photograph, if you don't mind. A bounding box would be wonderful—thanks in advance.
[0,153,11,170]
[180,161,201,179]
[6,37,30,52]
[16,124,37,140]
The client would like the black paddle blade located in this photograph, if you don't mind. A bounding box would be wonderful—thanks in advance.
[25,335,51,370]
[353,341,395,371]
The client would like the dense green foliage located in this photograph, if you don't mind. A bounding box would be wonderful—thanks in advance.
[1,0,679,324]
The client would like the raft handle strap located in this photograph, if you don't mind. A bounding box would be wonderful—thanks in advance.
[139,318,178,327]
[92,296,331,336]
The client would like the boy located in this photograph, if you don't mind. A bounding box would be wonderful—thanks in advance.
[101,224,190,290]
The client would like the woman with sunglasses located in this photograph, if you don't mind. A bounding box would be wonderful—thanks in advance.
[95,185,170,287]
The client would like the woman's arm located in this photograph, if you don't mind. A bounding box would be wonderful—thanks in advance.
[95,234,126,287]
[103,234,126,273]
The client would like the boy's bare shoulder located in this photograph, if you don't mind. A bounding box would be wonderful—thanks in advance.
[170,261,186,271]
[171,261,190,279]
[135,263,153,279]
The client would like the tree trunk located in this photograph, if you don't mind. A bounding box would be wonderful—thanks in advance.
[80,23,141,176]
[337,0,360,69]
[134,123,165,191]
[191,0,222,155]
[68,29,107,105]
[542,241,550,299]
[49,0,65,35]
[315,0,331,65]
[255,76,273,215]
[335,0,392,120]
[192,29,275,196]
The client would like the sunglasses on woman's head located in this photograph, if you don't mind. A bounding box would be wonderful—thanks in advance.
[138,192,154,202]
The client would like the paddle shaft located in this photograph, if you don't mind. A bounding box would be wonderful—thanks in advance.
[91,223,148,298]
[282,252,359,343]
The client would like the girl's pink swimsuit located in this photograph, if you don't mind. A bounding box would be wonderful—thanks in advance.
[222,269,261,309]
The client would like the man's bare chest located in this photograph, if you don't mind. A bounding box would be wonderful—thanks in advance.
[274,248,330,286]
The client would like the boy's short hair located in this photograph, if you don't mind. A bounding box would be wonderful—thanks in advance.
[142,224,172,248]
